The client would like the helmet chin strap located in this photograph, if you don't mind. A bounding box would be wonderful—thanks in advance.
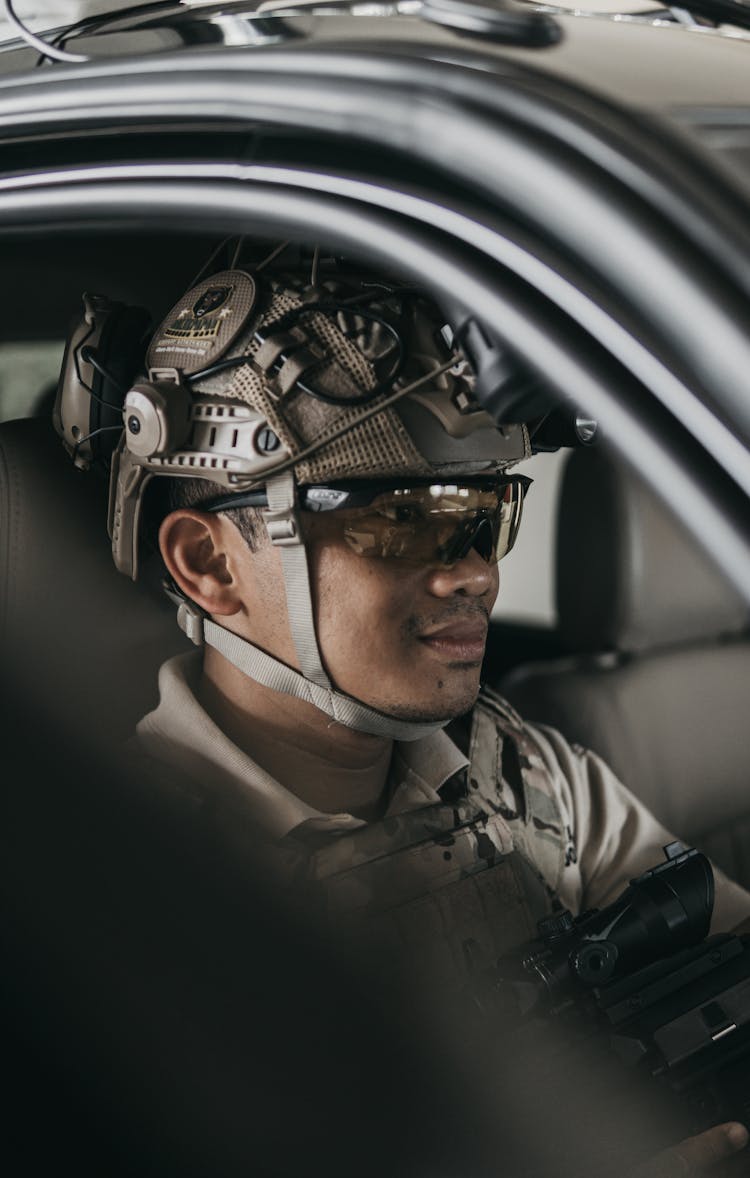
[173,471,447,742]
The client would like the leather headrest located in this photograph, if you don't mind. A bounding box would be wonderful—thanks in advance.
[556,446,749,654]
[0,417,187,743]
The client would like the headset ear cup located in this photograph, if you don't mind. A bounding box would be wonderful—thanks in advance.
[55,297,151,467]
[89,304,151,462]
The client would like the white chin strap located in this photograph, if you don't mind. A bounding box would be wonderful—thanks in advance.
[175,472,446,742]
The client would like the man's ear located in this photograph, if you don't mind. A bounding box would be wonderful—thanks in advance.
[159,510,242,617]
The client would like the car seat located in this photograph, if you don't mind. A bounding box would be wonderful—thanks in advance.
[498,445,750,887]
[0,416,188,748]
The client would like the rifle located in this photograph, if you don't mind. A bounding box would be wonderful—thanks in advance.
[493,844,750,1136]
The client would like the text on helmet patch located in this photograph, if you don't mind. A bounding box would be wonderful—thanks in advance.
[147,269,257,376]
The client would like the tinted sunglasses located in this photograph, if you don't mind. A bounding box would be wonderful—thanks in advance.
[204,475,532,566]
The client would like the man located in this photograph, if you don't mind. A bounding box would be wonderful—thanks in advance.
[58,254,750,1172]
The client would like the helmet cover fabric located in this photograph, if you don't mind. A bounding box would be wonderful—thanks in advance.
[190,270,528,484]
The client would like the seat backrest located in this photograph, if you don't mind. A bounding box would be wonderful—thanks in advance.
[498,446,750,884]
[0,416,188,746]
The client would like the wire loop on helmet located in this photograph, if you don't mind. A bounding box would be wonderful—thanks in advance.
[253,301,406,406]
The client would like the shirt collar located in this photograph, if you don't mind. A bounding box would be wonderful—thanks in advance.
[135,652,468,840]
[385,732,468,817]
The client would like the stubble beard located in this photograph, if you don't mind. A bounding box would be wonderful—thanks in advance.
[367,601,489,724]
[372,675,483,724]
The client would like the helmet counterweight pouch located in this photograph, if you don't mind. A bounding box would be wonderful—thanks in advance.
[54,293,150,469]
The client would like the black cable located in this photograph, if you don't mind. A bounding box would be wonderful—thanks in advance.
[254,301,406,406]
[184,236,235,291]
[79,346,128,399]
[527,412,552,441]
[187,354,252,384]
[339,284,422,307]
[1,0,88,63]
[189,297,408,405]
[37,0,173,65]
[188,284,439,406]
[71,425,123,462]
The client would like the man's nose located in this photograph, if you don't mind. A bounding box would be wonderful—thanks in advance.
[425,546,497,598]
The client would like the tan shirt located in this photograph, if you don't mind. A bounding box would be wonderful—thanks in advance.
[135,653,468,836]
[135,651,750,932]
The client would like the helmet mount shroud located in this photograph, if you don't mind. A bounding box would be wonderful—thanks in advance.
[55,263,532,740]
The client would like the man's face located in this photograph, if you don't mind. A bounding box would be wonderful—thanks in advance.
[232,512,499,723]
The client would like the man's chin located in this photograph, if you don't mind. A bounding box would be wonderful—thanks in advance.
[370,683,482,726]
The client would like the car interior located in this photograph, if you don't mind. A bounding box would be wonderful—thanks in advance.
[2,0,750,1167]
[0,69,749,1164]
[498,444,750,888]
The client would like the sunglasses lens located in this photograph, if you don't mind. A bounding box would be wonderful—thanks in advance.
[313,480,529,565]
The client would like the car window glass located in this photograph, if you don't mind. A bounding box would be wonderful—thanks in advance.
[491,449,568,628]
[0,341,63,423]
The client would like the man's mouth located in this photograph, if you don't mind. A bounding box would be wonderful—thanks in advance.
[418,618,488,663]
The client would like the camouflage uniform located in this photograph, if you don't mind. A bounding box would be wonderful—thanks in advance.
[135,652,750,997]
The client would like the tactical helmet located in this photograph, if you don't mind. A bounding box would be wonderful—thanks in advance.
[58,259,531,740]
